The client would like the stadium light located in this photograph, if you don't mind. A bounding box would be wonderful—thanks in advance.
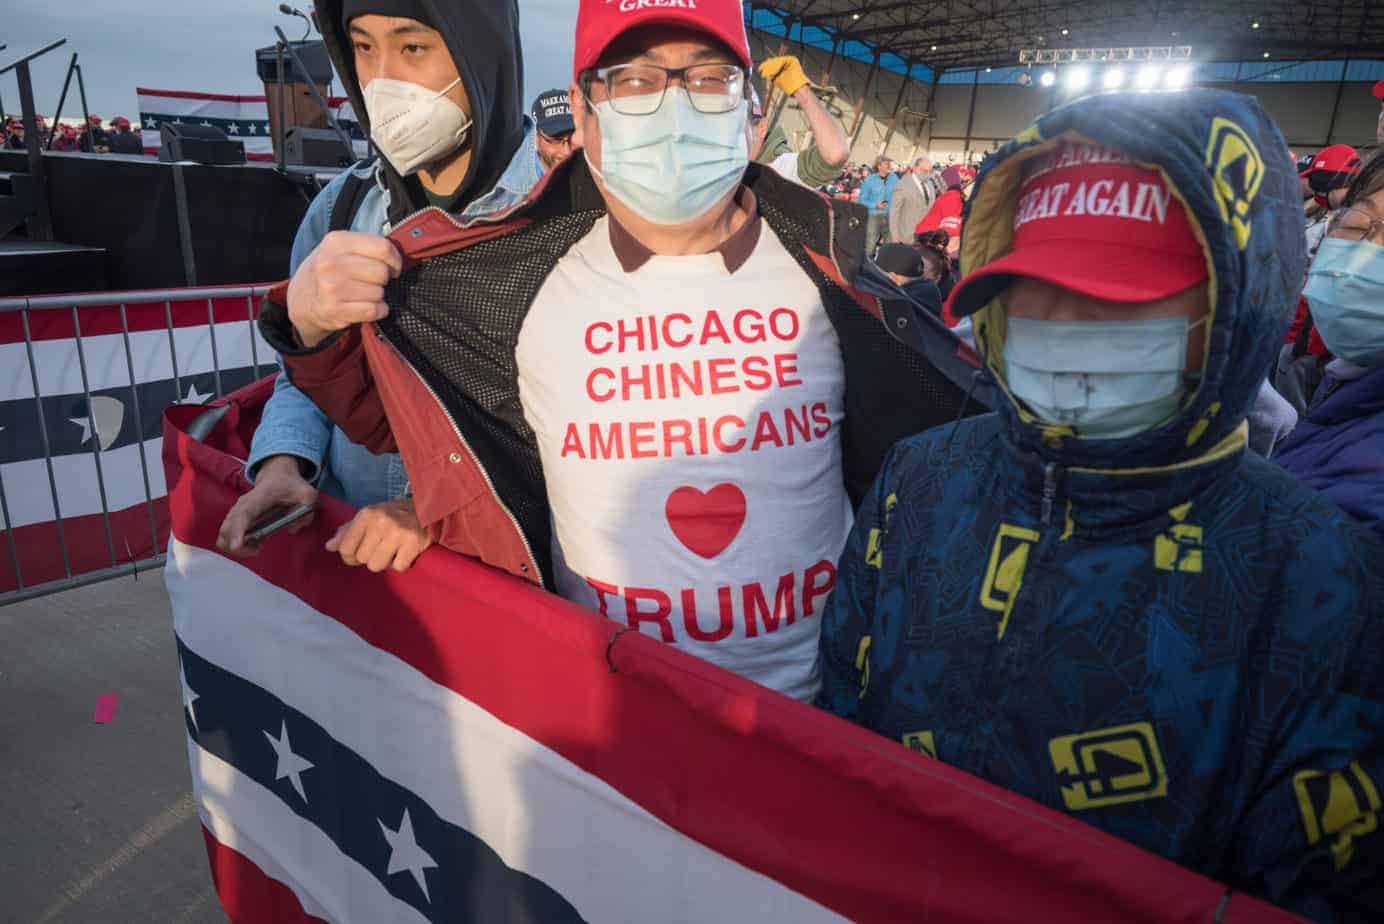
[1164,64,1191,88]
[1135,64,1162,89]
[1066,66,1091,90]
[1103,67,1125,89]
[1039,70,1057,87]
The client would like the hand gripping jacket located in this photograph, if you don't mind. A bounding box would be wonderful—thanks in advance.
[258,159,986,588]
[818,89,1384,922]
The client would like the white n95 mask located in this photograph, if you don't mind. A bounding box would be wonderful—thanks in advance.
[362,77,471,176]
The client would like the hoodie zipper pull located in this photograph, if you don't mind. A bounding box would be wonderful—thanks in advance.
[1040,461,1058,526]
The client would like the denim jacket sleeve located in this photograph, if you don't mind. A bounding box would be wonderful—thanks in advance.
[244,169,355,483]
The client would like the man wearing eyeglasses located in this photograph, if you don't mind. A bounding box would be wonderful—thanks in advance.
[532,88,575,172]
[260,0,979,700]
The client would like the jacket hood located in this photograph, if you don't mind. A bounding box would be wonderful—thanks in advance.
[961,89,1305,471]
[317,0,526,222]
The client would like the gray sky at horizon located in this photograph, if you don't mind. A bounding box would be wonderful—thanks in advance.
[3,1,579,121]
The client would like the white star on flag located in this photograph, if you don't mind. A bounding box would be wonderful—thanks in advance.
[178,383,211,405]
[70,415,95,445]
[200,120,213,128]
[228,123,240,135]
[263,720,314,803]
[379,808,438,903]
[261,122,271,134]
[247,123,257,135]
[144,118,158,129]
[68,396,125,450]
[180,662,200,732]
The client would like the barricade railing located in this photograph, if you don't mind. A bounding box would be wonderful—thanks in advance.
[0,283,272,605]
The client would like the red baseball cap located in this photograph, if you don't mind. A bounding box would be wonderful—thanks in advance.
[1304,143,1361,177]
[946,142,1208,319]
[572,0,751,81]
[1374,79,1384,102]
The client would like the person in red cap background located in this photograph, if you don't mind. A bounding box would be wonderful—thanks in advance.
[1373,79,1384,145]
[262,0,979,701]
[819,89,1384,919]
[108,116,144,155]
[50,122,81,152]
[84,114,109,153]
[913,164,970,311]
[3,118,24,151]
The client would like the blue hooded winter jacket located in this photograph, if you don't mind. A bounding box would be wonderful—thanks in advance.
[818,90,1384,922]
[1276,364,1384,540]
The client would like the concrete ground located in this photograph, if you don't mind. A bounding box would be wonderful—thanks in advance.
[0,572,223,924]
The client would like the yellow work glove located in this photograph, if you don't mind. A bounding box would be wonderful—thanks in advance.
[758,55,810,97]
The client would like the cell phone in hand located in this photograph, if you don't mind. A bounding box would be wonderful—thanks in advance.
[244,502,316,546]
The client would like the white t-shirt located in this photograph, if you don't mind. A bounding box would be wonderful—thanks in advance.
[770,151,802,186]
[515,214,852,701]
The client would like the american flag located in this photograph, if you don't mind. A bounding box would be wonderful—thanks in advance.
[0,295,273,592]
[136,87,368,162]
[160,380,1296,924]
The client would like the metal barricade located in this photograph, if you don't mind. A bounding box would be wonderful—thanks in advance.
[0,284,272,605]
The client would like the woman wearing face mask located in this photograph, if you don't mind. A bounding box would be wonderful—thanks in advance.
[1276,151,1384,539]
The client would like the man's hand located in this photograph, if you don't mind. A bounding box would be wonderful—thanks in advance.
[758,55,810,98]
[287,230,403,348]
[217,455,318,556]
[325,497,432,573]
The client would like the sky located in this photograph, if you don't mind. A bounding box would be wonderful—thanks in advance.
[2,0,580,120]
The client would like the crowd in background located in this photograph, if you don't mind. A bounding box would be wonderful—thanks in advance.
[2,113,144,154]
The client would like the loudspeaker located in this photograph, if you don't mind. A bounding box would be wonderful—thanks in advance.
[158,123,245,165]
[284,127,355,167]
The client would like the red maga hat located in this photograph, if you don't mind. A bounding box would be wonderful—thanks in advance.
[1304,143,1361,177]
[573,0,751,81]
[946,142,1208,319]
[1374,79,1384,102]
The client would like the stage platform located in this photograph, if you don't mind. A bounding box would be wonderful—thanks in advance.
[0,573,223,923]
[0,240,108,296]
[0,149,328,296]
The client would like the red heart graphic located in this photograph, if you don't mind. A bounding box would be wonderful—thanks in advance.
[665,484,747,560]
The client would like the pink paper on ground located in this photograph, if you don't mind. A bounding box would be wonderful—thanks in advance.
[93,693,118,724]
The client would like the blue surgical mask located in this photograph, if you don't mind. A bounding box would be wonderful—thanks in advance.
[586,89,748,226]
[1003,316,1199,439]
[1303,237,1384,366]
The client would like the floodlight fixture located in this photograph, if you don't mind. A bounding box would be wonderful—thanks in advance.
[1103,67,1125,89]
[1067,66,1091,90]
[1039,70,1057,87]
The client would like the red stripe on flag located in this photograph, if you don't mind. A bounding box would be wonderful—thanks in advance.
[138,87,272,104]
[202,827,325,924]
[164,385,1299,924]
[1,498,169,593]
[137,87,350,107]
[0,295,272,345]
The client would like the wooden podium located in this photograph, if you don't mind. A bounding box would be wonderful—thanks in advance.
[255,41,336,161]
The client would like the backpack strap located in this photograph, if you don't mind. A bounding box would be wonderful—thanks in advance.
[1292,306,1316,359]
[327,169,374,233]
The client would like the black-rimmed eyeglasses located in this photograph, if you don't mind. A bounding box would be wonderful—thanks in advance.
[582,63,747,116]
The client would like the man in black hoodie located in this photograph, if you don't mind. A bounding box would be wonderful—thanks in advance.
[220,0,541,572]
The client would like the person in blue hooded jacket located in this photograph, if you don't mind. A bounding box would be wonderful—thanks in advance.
[216,0,541,570]
[1276,150,1384,540]
[818,89,1384,922]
